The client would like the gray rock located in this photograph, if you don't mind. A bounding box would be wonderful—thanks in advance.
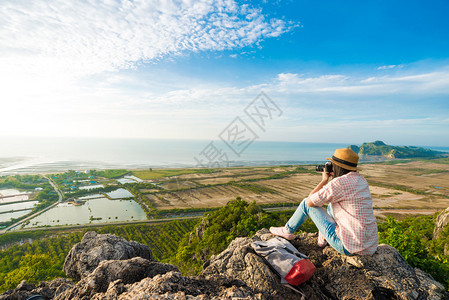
[55,257,178,299]
[0,278,74,300]
[54,229,259,300]
[112,271,261,300]
[202,229,328,300]
[195,217,209,241]
[321,244,447,299]
[202,229,449,300]
[63,231,153,281]
[434,207,449,239]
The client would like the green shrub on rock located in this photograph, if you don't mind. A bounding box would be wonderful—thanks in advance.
[378,215,449,289]
[174,198,284,274]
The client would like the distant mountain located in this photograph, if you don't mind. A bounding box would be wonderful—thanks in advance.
[349,140,445,159]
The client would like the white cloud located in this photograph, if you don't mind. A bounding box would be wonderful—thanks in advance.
[276,73,349,92]
[0,0,294,77]
[22,64,446,122]
[1,1,446,145]
[272,67,449,95]
[0,0,296,139]
[377,64,403,70]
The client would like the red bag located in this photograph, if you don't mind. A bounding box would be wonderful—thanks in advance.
[284,258,316,286]
[251,237,316,287]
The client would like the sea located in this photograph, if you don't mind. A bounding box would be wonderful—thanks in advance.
[0,137,448,175]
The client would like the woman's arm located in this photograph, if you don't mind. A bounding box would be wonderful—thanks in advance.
[307,171,332,207]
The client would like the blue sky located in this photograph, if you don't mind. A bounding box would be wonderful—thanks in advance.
[1,0,448,146]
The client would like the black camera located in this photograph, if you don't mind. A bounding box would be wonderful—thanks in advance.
[315,161,333,173]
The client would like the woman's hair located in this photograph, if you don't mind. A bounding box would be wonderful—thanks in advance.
[332,163,352,178]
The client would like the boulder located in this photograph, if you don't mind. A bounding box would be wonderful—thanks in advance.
[106,271,261,300]
[55,257,178,299]
[202,229,448,300]
[56,231,260,300]
[201,229,327,299]
[63,231,153,281]
[321,244,446,299]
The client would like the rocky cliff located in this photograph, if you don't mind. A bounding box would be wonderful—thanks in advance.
[1,230,448,300]
[434,207,449,240]
[434,208,449,256]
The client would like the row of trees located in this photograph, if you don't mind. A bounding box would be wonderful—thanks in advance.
[0,175,47,190]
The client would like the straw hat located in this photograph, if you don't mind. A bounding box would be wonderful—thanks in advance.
[327,148,359,171]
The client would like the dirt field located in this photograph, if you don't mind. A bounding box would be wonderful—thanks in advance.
[362,161,449,196]
[137,161,449,216]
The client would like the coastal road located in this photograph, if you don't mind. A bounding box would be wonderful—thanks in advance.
[373,209,440,218]
[0,208,33,215]
[4,216,201,233]
[45,175,63,202]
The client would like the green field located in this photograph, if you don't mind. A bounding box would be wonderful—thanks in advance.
[132,168,215,180]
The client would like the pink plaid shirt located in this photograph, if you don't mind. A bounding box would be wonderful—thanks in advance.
[309,172,378,255]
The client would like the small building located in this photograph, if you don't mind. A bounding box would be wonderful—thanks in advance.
[74,199,85,205]
[35,187,43,191]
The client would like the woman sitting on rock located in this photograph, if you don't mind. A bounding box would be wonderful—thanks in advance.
[270,148,378,255]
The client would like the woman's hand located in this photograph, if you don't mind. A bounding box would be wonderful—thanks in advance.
[308,171,333,201]
[321,171,333,183]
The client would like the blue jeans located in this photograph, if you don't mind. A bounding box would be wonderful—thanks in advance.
[286,198,352,255]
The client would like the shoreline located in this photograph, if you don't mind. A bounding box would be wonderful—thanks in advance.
[1,139,447,176]
[0,159,322,176]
